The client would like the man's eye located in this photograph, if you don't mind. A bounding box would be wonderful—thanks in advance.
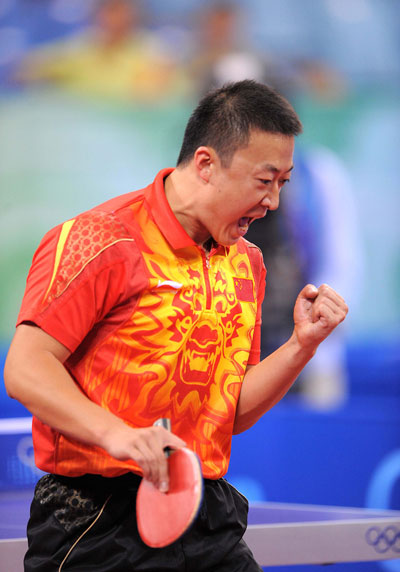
[280,179,290,187]
[260,179,272,185]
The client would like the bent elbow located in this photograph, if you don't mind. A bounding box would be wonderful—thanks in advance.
[4,363,16,400]
[4,352,24,401]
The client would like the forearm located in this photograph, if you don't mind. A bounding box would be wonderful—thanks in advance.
[5,324,186,490]
[233,333,315,434]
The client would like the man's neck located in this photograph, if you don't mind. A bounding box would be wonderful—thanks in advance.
[164,169,211,247]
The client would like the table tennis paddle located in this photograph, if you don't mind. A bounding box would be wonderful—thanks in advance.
[136,418,203,548]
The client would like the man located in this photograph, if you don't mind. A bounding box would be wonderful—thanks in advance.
[4,80,348,571]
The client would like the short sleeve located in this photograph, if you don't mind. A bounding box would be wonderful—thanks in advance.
[17,211,146,352]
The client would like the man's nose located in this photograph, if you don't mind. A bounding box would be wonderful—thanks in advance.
[260,186,280,211]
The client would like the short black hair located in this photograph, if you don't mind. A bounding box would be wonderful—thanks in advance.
[177,80,302,167]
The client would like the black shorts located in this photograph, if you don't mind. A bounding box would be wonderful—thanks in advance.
[24,472,262,572]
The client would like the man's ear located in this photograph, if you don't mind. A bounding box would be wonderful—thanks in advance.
[193,146,216,183]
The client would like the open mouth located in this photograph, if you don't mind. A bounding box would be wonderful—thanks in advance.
[238,217,251,229]
[238,217,251,235]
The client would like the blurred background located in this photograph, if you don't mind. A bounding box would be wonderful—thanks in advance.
[0,1,399,569]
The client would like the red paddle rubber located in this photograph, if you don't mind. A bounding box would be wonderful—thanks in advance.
[136,447,203,548]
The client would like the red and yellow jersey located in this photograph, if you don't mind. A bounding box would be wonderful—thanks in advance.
[18,168,266,479]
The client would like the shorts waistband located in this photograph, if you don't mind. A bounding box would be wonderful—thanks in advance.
[52,472,142,492]
[51,472,223,491]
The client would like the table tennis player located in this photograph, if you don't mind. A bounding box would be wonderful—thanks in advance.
[4,79,348,571]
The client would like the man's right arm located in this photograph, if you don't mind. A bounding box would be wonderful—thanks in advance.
[4,323,184,492]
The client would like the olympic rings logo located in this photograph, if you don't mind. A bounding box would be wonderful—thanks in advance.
[365,526,400,553]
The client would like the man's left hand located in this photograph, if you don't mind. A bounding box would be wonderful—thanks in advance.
[293,283,348,352]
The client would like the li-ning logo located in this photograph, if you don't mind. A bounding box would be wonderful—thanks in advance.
[365,526,400,553]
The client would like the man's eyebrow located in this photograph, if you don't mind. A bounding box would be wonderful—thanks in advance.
[261,163,294,174]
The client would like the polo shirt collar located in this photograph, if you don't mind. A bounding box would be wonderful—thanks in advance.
[145,168,193,250]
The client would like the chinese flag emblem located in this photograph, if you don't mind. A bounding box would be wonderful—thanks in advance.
[233,277,255,302]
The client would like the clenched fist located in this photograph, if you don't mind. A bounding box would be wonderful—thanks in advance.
[293,283,348,352]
